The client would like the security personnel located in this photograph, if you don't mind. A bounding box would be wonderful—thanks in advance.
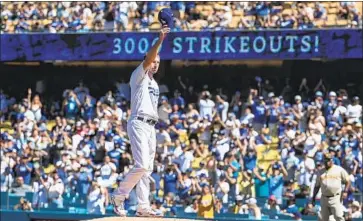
[312,153,350,221]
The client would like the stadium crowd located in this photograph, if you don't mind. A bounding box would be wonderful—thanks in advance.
[0,75,362,220]
[0,1,362,33]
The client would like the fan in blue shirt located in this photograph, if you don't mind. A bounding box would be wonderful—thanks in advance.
[243,150,257,171]
[108,141,124,168]
[267,162,288,204]
[15,156,33,185]
[170,90,185,109]
[163,165,178,195]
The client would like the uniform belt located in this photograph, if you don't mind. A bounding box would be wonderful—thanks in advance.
[136,116,157,126]
[323,193,340,198]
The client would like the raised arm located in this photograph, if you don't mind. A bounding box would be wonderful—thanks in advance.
[143,27,170,71]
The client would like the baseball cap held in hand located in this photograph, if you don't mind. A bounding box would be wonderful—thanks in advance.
[158,8,174,29]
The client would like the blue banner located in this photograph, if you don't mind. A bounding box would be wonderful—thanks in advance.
[1,29,362,61]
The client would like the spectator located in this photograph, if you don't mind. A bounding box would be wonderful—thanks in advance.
[215,95,229,122]
[62,90,81,122]
[184,199,198,213]
[245,197,262,220]
[163,164,179,196]
[282,198,303,220]
[0,166,13,192]
[15,156,33,185]
[197,184,214,219]
[97,156,117,188]
[232,195,248,214]
[301,201,318,216]
[114,2,138,32]
[253,166,269,198]
[32,173,52,208]
[263,195,281,218]
[87,181,108,214]
[346,96,362,124]
[267,161,288,205]
[349,201,362,219]
[10,176,32,196]
[14,197,33,211]
[48,172,65,208]
[215,174,230,205]
[199,91,215,119]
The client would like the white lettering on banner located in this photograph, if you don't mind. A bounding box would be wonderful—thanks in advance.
[200,37,211,53]
[270,36,283,53]
[111,34,319,56]
[138,38,149,54]
[253,36,266,53]
[113,38,121,54]
[215,37,221,53]
[286,36,299,52]
[239,36,250,53]
[314,36,319,52]
[301,36,311,52]
[173,37,182,53]
[224,37,236,53]
[125,38,135,54]
[186,37,197,53]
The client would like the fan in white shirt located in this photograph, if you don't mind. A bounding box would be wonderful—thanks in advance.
[199,91,215,118]
[346,97,362,123]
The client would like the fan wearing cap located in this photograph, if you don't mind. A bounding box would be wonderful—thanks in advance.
[249,92,267,133]
[332,96,347,125]
[266,96,282,137]
[267,161,288,205]
[264,195,281,217]
[233,195,248,214]
[324,91,338,117]
[346,96,362,124]
[312,153,351,221]
[349,201,362,218]
[199,91,215,119]
[245,197,262,220]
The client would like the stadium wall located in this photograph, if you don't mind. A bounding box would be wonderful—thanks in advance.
[1,29,362,61]
[1,59,363,102]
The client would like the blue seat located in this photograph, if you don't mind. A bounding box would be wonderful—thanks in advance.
[25,192,33,202]
[0,192,8,206]
[8,194,21,206]
[215,213,248,219]
[295,198,307,207]
[302,215,317,220]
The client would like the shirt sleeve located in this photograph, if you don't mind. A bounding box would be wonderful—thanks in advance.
[130,62,146,86]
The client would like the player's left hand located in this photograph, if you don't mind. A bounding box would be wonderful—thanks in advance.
[159,25,170,41]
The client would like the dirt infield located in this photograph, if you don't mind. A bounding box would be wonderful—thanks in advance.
[86,217,194,221]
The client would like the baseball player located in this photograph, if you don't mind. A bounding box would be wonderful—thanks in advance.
[110,26,170,217]
[312,153,351,221]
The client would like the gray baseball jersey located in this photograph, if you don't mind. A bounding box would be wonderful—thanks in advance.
[316,164,349,196]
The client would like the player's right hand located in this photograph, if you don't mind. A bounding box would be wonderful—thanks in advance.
[159,25,170,41]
